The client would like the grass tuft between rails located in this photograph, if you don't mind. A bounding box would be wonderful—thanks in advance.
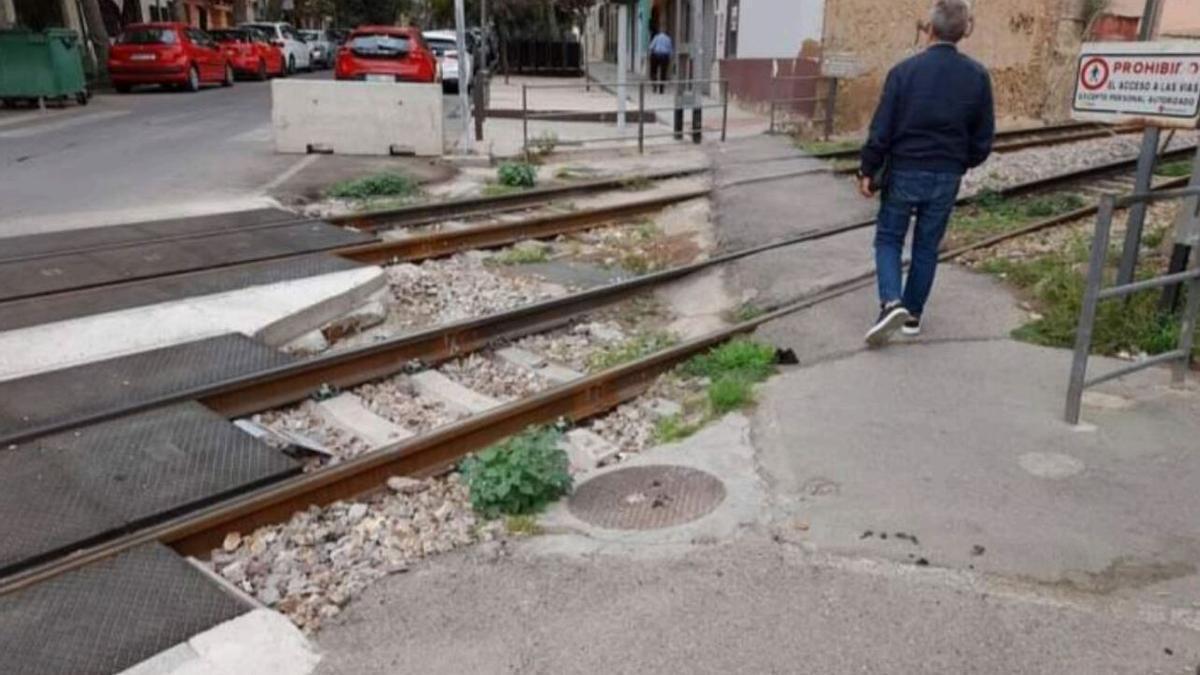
[796,138,861,155]
[947,191,1086,248]
[1154,160,1193,178]
[654,339,780,443]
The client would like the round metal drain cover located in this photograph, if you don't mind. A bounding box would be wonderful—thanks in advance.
[568,465,726,530]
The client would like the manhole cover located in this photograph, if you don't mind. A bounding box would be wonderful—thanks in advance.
[568,465,726,530]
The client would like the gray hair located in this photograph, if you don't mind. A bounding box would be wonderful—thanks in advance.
[930,0,972,43]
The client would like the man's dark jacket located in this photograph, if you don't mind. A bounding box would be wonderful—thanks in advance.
[860,43,995,178]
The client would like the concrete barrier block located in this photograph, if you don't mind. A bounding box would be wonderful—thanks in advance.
[272,79,444,157]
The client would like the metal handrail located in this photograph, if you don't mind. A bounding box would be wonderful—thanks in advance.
[1064,189,1200,424]
[521,78,730,155]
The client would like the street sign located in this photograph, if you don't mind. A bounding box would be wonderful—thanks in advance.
[1072,41,1200,128]
[821,52,865,79]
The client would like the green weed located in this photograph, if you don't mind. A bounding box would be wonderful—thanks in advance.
[1154,160,1193,178]
[653,414,702,443]
[949,192,1086,245]
[490,242,551,265]
[505,514,543,536]
[586,331,677,372]
[326,172,420,201]
[683,339,777,382]
[498,161,538,188]
[797,138,861,154]
[460,427,572,518]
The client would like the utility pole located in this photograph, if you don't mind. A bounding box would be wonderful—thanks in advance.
[616,2,628,131]
[1115,0,1166,288]
[454,0,473,152]
[78,0,110,83]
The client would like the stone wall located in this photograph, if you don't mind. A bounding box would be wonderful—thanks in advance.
[822,0,1086,132]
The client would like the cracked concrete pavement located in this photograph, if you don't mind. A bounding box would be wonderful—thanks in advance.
[312,136,1200,673]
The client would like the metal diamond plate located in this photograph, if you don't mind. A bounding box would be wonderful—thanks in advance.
[0,221,372,301]
[0,334,296,441]
[0,208,298,263]
[0,401,298,575]
[0,253,362,332]
[0,543,247,675]
[568,465,726,530]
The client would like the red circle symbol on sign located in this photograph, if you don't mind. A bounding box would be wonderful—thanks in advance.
[1080,57,1110,91]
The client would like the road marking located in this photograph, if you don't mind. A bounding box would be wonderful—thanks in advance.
[259,153,321,193]
[0,110,129,138]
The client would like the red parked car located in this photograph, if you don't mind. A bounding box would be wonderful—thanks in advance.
[334,26,438,84]
[108,23,233,93]
[209,28,285,80]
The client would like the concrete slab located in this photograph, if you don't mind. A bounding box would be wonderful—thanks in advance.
[316,393,413,448]
[409,370,501,415]
[495,347,583,385]
[0,266,385,382]
[752,266,1200,611]
[656,267,735,339]
[272,80,443,157]
[120,609,321,675]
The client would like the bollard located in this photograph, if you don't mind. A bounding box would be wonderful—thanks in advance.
[691,106,702,144]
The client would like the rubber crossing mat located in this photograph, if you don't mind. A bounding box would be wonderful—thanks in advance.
[0,208,299,263]
[0,253,363,333]
[0,333,296,443]
[0,543,248,675]
[0,220,373,302]
[0,401,299,576]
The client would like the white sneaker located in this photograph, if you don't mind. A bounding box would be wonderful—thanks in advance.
[865,303,912,347]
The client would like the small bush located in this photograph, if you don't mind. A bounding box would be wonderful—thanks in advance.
[683,339,777,382]
[326,172,419,200]
[498,162,538,188]
[460,427,572,518]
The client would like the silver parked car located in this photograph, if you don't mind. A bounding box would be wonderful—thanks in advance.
[299,29,334,69]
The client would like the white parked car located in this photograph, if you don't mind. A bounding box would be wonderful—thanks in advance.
[299,29,334,69]
[423,30,472,94]
[241,21,310,74]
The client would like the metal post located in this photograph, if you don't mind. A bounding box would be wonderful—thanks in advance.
[674,80,684,140]
[768,76,776,134]
[1065,196,1116,424]
[453,0,473,153]
[1159,148,1200,313]
[720,79,728,142]
[1116,127,1161,286]
[823,78,838,141]
[1173,252,1200,385]
[637,81,645,154]
[617,3,628,132]
[521,84,528,158]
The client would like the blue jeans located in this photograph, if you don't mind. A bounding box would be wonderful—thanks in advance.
[874,169,962,316]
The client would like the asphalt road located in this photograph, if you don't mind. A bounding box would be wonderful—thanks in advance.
[0,71,463,237]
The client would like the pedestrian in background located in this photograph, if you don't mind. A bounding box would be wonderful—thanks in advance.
[859,0,995,346]
[648,28,672,94]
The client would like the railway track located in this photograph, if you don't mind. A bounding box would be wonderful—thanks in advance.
[809,121,1138,162]
[1,148,1193,589]
[0,143,1194,672]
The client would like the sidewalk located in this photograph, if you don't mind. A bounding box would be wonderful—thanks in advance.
[312,134,1200,673]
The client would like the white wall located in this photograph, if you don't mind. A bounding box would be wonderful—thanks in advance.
[734,0,824,58]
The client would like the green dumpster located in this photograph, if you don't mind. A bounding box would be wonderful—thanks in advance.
[0,28,90,107]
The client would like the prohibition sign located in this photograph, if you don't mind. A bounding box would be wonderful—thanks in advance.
[1080,56,1109,91]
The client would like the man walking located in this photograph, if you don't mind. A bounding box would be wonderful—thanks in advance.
[648,28,672,94]
[859,0,994,346]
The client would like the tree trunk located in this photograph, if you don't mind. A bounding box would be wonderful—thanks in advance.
[78,0,110,83]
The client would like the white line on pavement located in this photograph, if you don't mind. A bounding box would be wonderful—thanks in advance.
[0,110,129,138]
[259,153,321,193]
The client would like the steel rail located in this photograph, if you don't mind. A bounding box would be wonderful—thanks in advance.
[808,121,1129,161]
[0,186,710,307]
[0,167,709,267]
[1,167,1193,595]
[337,188,711,265]
[329,166,710,233]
